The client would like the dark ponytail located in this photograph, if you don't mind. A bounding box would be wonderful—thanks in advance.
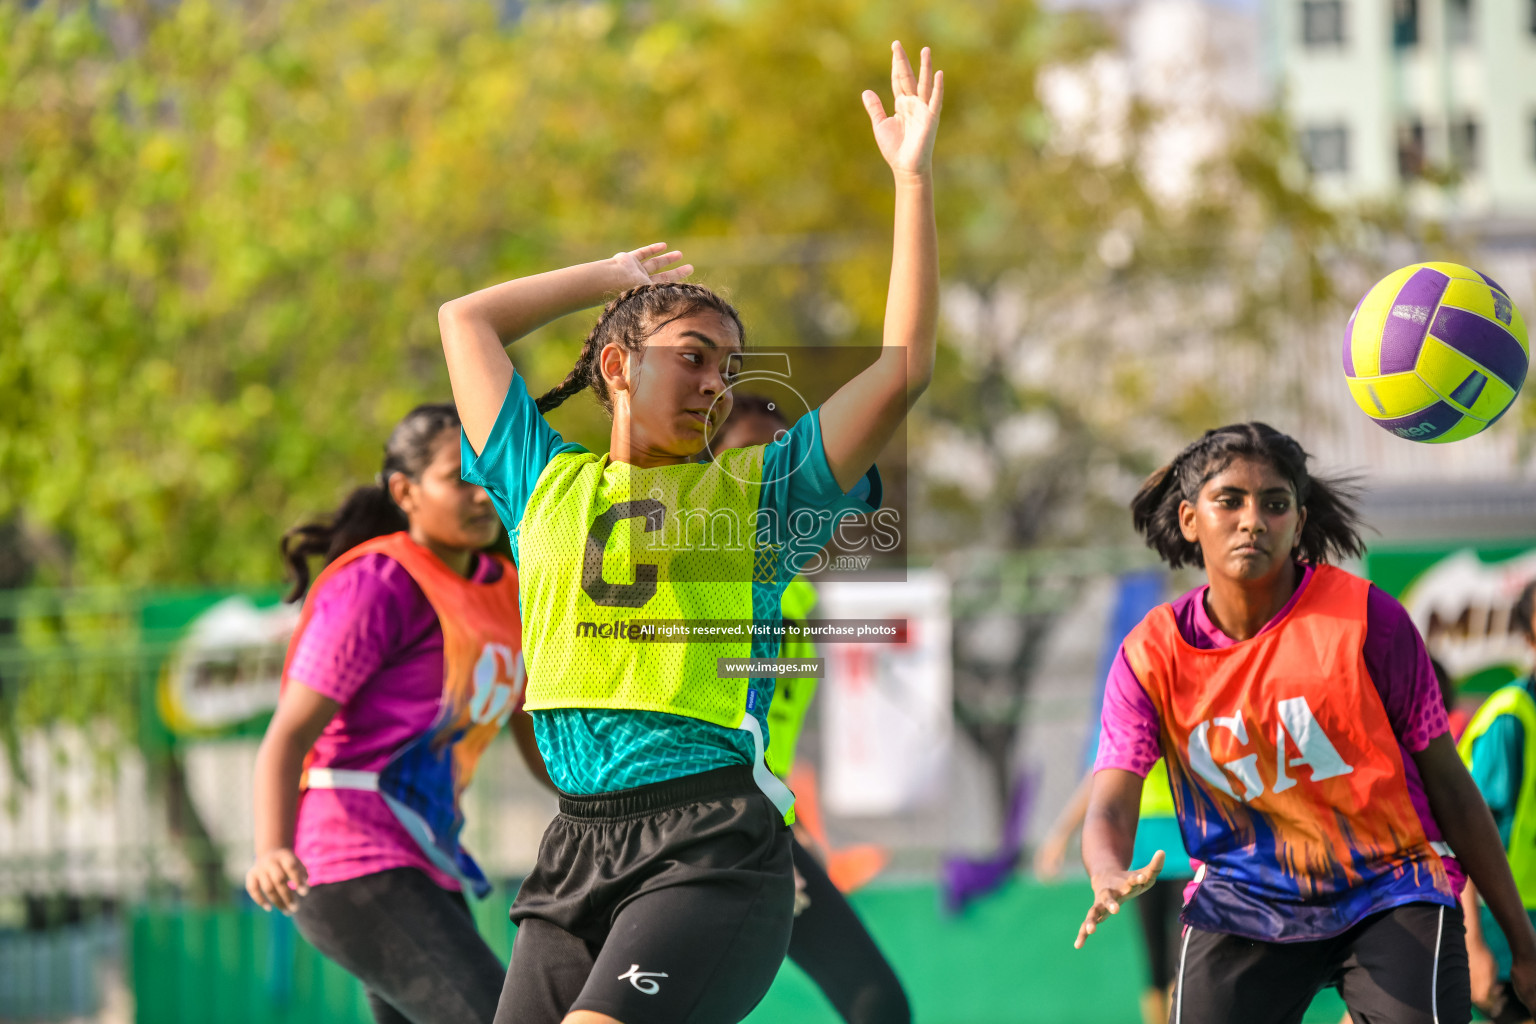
[281,403,462,602]
[537,282,745,415]
[1130,422,1365,570]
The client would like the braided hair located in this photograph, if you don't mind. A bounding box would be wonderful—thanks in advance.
[537,282,745,415]
[1130,422,1364,570]
[280,403,461,601]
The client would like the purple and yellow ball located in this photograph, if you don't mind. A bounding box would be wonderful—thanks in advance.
[1343,262,1528,442]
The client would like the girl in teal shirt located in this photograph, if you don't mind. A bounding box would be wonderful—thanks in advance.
[439,41,943,1024]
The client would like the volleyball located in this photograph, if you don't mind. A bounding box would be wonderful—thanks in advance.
[1342,262,1529,443]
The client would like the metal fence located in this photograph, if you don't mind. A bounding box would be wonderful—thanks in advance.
[1,587,187,1022]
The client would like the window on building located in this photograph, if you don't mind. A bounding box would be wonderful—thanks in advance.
[1397,120,1426,180]
[1449,118,1479,173]
[1447,0,1474,44]
[1301,0,1347,45]
[1301,123,1351,174]
[1393,0,1419,46]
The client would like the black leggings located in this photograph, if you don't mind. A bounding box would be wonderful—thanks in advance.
[787,838,910,1024]
[292,867,504,1024]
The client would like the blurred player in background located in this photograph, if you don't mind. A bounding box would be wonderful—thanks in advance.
[1459,580,1536,1024]
[1036,757,1192,1024]
[711,396,911,1024]
[247,404,549,1024]
[438,40,941,1024]
[1075,422,1536,1024]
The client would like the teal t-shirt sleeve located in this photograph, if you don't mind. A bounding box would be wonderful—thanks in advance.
[460,370,584,562]
[1469,713,1525,848]
[758,408,882,579]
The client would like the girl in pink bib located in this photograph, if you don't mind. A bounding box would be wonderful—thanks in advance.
[247,403,549,1024]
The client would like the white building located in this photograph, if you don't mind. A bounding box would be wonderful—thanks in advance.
[1270,0,1536,226]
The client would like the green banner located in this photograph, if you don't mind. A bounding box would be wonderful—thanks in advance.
[1364,542,1536,695]
[142,589,291,743]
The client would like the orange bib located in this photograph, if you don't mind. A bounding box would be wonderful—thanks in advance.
[282,533,524,895]
[1123,565,1451,940]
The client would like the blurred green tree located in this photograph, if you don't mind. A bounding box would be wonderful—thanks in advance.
[0,0,1093,586]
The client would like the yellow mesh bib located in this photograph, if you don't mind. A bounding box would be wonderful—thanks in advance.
[1139,757,1177,819]
[765,577,819,778]
[518,447,764,728]
[1460,684,1536,908]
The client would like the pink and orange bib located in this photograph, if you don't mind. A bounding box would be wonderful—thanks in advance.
[283,533,524,897]
[1123,566,1452,940]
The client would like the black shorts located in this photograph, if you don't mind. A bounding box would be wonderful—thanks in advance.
[1173,902,1470,1024]
[495,765,795,1024]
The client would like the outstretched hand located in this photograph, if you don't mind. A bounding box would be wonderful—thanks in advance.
[862,41,943,179]
[1074,849,1165,949]
[611,243,692,291]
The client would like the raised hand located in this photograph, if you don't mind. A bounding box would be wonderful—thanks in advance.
[611,243,692,291]
[1074,849,1165,949]
[861,41,944,179]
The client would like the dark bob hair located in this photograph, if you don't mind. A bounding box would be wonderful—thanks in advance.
[1130,422,1365,570]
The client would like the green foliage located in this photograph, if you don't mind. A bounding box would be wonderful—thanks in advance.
[0,0,1080,584]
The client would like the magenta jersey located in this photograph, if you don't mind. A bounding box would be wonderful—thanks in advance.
[288,552,502,890]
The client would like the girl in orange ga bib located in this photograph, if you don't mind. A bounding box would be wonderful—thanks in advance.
[1073,422,1536,1024]
[246,404,550,1024]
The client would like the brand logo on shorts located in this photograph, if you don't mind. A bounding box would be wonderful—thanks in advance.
[617,964,668,995]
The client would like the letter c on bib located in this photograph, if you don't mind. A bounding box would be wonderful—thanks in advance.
[583,500,666,608]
